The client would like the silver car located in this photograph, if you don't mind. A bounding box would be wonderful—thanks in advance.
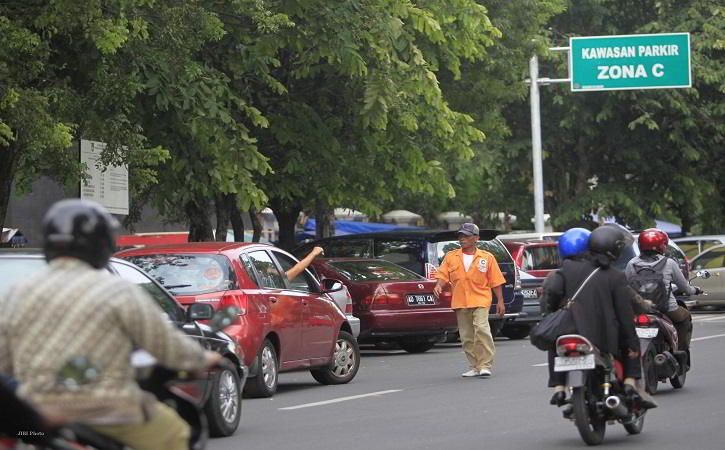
[690,244,725,309]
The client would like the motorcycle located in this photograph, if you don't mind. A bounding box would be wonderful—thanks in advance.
[3,305,240,450]
[635,270,710,394]
[553,334,647,446]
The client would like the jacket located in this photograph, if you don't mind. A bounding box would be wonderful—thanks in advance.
[543,257,639,355]
[625,253,695,312]
[436,248,506,309]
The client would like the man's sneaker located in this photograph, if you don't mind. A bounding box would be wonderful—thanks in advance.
[461,369,479,377]
[478,369,492,377]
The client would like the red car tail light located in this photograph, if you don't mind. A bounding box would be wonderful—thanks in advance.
[438,290,453,305]
[362,287,404,309]
[556,336,593,356]
[345,289,353,314]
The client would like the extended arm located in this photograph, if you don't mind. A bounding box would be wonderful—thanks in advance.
[286,246,324,281]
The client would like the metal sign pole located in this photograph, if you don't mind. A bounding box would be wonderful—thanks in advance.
[529,55,545,234]
[529,47,570,233]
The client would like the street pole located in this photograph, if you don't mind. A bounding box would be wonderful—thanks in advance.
[528,47,569,233]
[529,55,545,233]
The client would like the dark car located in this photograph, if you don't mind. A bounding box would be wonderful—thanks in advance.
[310,258,458,352]
[0,250,248,437]
[116,242,359,398]
[501,270,545,340]
[293,229,523,334]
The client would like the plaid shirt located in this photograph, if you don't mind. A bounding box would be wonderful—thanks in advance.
[0,258,207,425]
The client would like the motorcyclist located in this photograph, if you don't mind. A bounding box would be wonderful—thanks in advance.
[543,226,656,409]
[625,228,698,351]
[0,199,222,450]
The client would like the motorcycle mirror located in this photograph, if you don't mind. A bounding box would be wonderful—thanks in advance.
[56,356,100,390]
[696,270,711,280]
[208,306,241,333]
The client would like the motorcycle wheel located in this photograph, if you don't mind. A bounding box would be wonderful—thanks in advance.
[643,345,659,394]
[572,385,606,446]
[623,410,647,435]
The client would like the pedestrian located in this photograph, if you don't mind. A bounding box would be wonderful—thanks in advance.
[433,223,506,377]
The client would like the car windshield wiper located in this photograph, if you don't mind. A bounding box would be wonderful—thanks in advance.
[163,284,192,289]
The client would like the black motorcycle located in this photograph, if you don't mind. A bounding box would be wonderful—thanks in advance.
[553,334,647,446]
[636,270,710,394]
[4,305,240,450]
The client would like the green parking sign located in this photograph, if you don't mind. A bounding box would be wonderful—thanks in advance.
[570,33,691,92]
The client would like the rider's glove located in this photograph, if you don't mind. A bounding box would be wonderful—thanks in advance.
[693,286,703,295]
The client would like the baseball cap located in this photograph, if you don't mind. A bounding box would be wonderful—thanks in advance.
[457,223,479,236]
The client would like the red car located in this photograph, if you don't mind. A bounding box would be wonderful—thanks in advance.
[310,258,457,353]
[502,240,561,278]
[116,242,360,398]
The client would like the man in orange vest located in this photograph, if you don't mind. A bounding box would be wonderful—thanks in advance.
[433,223,506,377]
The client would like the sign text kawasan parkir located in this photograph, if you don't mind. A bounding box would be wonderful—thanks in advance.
[569,33,691,92]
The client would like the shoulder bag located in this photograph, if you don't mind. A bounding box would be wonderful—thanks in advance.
[529,267,600,351]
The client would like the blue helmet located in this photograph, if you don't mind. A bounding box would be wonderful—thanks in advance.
[558,228,591,259]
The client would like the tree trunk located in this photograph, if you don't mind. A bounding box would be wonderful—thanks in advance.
[275,207,299,251]
[227,196,245,242]
[250,207,262,243]
[214,194,230,242]
[186,199,213,242]
[0,142,20,232]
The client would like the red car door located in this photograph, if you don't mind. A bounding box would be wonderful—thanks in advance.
[246,250,304,366]
[273,251,339,363]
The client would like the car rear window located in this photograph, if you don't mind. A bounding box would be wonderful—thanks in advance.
[0,258,47,295]
[327,260,424,282]
[124,254,235,295]
[433,239,513,266]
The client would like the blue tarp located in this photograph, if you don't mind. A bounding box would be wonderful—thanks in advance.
[296,219,420,241]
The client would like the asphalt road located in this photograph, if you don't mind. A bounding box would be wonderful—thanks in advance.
[210,312,725,450]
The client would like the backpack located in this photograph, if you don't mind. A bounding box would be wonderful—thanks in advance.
[629,258,670,313]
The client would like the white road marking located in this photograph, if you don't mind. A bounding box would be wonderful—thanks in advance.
[532,363,548,367]
[693,315,725,322]
[279,389,402,410]
[692,333,725,342]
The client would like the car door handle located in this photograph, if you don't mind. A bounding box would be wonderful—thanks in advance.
[269,297,278,303]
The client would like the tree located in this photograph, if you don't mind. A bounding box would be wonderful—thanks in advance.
[538,0,725,231]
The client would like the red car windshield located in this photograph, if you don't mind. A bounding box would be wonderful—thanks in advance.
[328,260,423,282]
[124,254,235,294]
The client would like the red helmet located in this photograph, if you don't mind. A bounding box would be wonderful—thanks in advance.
[638,228,668,254]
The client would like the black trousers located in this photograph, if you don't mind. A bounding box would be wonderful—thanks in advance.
[547,349,642,387]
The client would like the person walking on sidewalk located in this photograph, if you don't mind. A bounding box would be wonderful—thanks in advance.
[433,223,506,377]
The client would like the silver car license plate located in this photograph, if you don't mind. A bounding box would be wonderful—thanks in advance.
[636,327,659,338]
[406,294,435,306]
[554,354,595,372]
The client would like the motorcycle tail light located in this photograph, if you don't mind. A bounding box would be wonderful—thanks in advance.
[636,314,652,327]
[556,336,593,356]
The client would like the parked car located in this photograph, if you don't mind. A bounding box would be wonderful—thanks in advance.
[673,235,725,259]
[689,244,725,310]
[0,250,248,437]
[503,240,561,278]
[316,277,360,339]
[500,270,545,340]
[310,258,457,352]
[497,232,563,242]
[116,242,360,398]
[293,229,523,334]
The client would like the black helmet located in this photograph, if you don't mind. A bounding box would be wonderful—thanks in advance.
[42,199,120,268]
[588,225,629,261]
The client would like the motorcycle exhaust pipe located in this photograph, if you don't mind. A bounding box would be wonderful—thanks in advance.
[654,351,679,378]
[604,395,630,419]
